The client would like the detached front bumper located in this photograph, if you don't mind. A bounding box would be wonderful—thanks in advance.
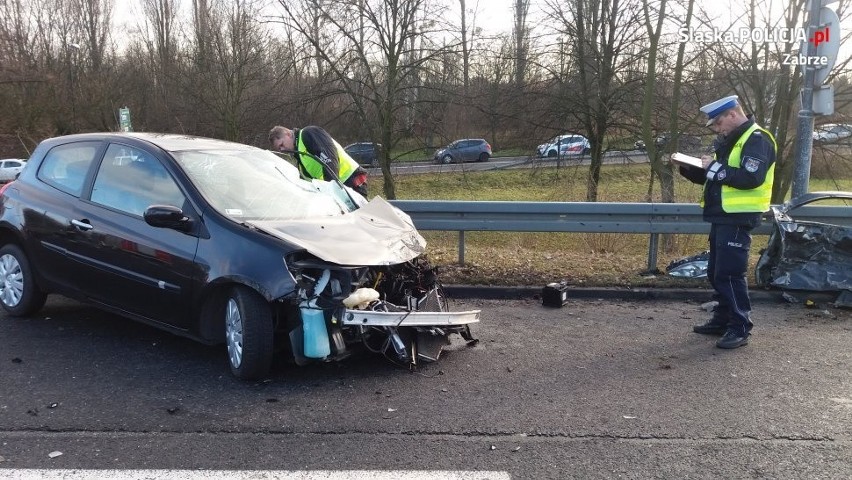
[342,309,480,327]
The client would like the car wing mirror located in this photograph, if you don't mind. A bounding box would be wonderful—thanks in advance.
[144,205,193,232]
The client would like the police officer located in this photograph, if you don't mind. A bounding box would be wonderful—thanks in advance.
[269,125,368,197]
[676,95,776,349]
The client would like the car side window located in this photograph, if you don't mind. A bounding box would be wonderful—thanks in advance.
[37,142,100,197]
[91,144,185,217]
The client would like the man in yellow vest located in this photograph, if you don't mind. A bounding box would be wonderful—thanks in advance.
[677,95,776,349]
[269,125,368,197]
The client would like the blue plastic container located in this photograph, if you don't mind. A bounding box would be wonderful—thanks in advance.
[301,307,331,358]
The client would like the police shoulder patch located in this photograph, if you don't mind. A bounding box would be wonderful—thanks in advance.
[743,156,762,173]
[716,169,727,180]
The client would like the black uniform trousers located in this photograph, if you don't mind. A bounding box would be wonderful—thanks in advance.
[708,223,754,336]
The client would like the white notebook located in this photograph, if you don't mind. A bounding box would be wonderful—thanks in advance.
[671,152,703,168]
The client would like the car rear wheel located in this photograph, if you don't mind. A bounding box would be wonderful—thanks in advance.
[0,244,47,316]
[442,154,453,164]
[225,285,274,380]
[478,153,490,162]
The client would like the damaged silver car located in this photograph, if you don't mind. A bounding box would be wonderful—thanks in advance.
[755,191,852,306]
[0,133,479,380]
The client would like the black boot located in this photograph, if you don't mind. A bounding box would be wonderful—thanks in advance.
[692,319,728,335]
[716,330,749,349]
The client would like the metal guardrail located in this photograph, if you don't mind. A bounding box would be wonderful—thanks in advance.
[390,200,852,271]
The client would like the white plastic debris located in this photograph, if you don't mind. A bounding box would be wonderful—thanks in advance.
[700,301,719,312]
[48,451,63,458]
[342,288,380,309]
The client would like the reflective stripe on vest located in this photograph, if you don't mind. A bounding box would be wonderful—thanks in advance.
[296,133,358,182]
[702,124,777,213]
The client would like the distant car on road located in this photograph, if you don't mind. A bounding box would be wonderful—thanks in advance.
[813,123,852,144]
[434,139,491,164]
[344,142,381,167]
[0,159,26,183]
[537,134,590,157]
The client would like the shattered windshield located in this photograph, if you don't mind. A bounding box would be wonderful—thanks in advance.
[172,148,356,221]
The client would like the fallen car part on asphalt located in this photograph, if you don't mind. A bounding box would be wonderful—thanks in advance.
[755,191,852,307]
[666,251,709,278]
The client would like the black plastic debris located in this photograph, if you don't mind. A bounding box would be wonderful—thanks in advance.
[666,251,709,278]
[756,192,852,303]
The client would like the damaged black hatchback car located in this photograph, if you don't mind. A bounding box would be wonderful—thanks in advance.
[755,191,852,306]
[0,133,479,379]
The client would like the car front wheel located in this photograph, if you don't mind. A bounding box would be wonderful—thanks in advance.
[0,244,46,316]
[225,285,274,380]
[547,150,557,158]
[442,154,453,164]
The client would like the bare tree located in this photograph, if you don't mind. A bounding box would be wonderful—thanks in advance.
[638,0,669,203]
[73,0,113,72]
[274,0,447,199]
[513,0,530,88]
[183,0,274,140]
[549,0,645,201]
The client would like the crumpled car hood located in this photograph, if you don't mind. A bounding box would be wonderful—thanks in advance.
[249,196,426,266]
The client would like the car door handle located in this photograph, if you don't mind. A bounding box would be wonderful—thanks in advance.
[71,219,94,231]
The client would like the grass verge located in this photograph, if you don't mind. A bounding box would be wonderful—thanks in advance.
[391,163,852,288]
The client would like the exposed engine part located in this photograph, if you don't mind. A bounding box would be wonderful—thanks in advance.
[285,255,476,370]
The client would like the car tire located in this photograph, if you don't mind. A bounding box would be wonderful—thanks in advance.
[547,150,557,158]
[478,153,490,162]
[225,285,274,380]
[0,244,47,317]
[442,154,453,164]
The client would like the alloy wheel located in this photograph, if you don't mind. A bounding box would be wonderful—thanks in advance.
[225,298,244,368]
[0,253,23,307]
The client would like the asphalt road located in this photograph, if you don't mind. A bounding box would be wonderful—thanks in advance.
[1,292,850,479]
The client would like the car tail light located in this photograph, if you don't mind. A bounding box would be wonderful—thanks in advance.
[0,181,13,196]
[486,142,492,152]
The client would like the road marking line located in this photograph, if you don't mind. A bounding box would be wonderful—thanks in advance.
[0,470,512,480]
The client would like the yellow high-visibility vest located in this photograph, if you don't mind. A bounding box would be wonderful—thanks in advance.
[703,124,777,213]
[296,132,358,183]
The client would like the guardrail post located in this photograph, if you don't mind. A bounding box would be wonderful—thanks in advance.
[458,231,466,265]
[647,233,659,273]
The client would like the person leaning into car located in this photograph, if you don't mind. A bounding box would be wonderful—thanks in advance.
[676,95,776,349]
[269,125,368,197]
